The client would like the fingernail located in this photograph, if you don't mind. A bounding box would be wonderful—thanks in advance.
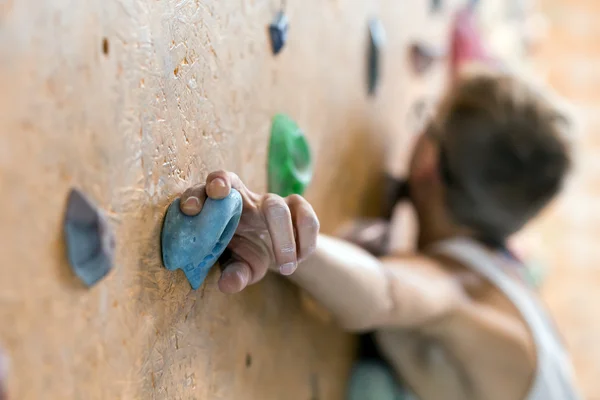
[212,178,227,189]
[219,263,249,293]
[182,196,200,212]
[280,262,297,276]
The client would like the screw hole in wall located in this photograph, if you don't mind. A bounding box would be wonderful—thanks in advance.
[102,37,109,56]
[245,353,252,368]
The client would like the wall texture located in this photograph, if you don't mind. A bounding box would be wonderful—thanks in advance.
[0,0,459,399]
[522,0,600,397]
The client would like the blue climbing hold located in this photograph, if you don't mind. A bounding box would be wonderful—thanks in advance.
[269,11,289,55]
[367,18,385,96]
[347,361,408,400]
[431,0,443,13]
[161,189,243,290]
[64,188,116,287]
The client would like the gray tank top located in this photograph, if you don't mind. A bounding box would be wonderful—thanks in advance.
[429,237,582,400]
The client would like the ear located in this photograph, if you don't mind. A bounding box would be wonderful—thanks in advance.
[412,137,441,184]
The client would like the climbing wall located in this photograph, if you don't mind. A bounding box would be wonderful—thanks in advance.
[520,0,600,396]
[0,0,460,399]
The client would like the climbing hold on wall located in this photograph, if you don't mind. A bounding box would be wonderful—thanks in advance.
[383,175,410,220]
[409,43,446,75]
[348,361,404,400]
[269,11,289,55]
[161,189,243,290]
[430,0,443,13]
[64,189,115,287]
[367,18,385,96]
[267,113,312,197]
[449,6,498,80]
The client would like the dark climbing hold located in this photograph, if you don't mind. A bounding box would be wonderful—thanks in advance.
[409,42,446,75]
[267,114,312,197]
[269,11,289,55]
[367,18,385,96]
[64,189,115,287]
[382,175,410,220]
[337,175,410,257]
[161,189,243,290]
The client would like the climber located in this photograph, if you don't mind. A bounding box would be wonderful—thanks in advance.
[178,71,580,400]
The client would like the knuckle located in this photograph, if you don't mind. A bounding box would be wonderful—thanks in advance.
[263,192,283,203]
[300,209,320,232]
[263,194,288,214]
[228,171,240,182]
[286,194,304,205]
[249,261,269,284]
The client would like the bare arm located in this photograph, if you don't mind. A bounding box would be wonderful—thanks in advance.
[290,234,465,331]
[291,235,536,399]
[180,171,537,399]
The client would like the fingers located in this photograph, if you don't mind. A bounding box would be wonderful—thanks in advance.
[180,184,208,215]
[286,195,320,262]
[206,170,261,207]
[205,170,232,199]
[224,236,271,287]
[262,194,298,275]
[218,261,252,293]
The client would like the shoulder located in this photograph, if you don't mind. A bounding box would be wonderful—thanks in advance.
[419,252,537,398]
[383,244,538,397]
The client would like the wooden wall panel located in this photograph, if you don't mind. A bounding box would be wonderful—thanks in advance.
[0,0,459,398]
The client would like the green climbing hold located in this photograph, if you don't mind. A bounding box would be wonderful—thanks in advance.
[267,114,312,197]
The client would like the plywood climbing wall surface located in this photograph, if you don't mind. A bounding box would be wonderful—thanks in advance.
[0,0,459,398]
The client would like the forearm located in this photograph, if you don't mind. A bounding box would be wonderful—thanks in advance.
[289,234,394,331]
[290,234,463,332]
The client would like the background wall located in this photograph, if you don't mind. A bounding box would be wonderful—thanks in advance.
[4,0,596,398]
[520,0,600,397]
[0,0,458,399]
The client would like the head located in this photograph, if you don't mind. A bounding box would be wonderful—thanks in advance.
[409,71,571,246]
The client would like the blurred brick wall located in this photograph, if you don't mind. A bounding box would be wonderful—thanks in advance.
[520,0,600,397]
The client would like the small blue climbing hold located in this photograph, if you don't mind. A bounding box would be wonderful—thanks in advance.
[431,0,443,13]
[64,188,116,287]
[367,18,385,96]
[161,189,243,290]
[347,361,405,400]
[269,11,289,55]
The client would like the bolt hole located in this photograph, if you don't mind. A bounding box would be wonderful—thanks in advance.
[245,353,252,367]
[102,38,109,56]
